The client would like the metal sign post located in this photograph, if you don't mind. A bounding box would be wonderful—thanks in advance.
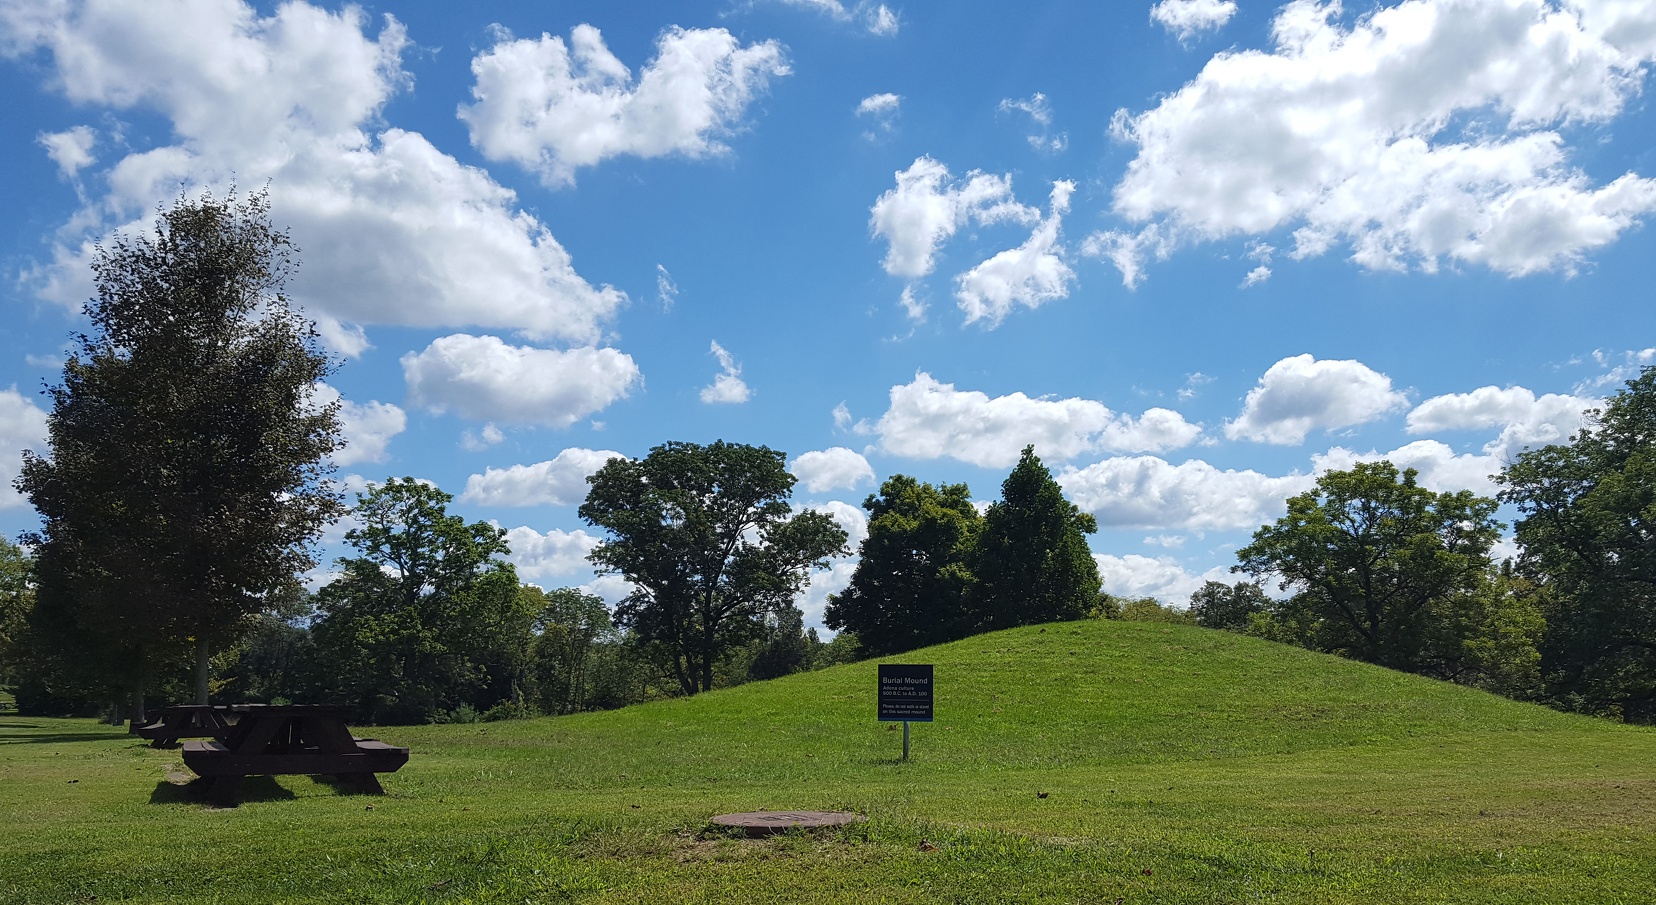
[877,664,933,761]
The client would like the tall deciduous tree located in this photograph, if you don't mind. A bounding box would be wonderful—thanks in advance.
[16,189,343,710]
[1236,461,1501,673]
[825,475,982,657]
[1499,367,1656,720]
[971,446,1101,630]
[529,586,616,715]
[580,441,848,695]
[311,478,524,723]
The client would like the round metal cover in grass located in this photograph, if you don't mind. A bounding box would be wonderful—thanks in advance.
[710,810,862,837]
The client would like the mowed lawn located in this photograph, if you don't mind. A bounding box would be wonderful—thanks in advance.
[3,620,1654,904]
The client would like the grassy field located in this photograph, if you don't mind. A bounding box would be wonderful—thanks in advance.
[3,619,1654,903]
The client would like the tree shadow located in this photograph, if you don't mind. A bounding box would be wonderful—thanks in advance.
[0,731,134,745]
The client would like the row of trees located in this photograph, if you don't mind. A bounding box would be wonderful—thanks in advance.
[824,446,1102,656]
[1181,368,1656,721]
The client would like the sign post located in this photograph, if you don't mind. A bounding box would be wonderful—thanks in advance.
[877,663,933,760]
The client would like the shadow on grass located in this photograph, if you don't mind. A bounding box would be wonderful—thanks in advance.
[0,721,45,729]
[150,776,298,806]
[0,731,134,745]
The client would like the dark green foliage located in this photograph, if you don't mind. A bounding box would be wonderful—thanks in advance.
[971,446,1101,630]
[1499,367,1656,721]
[311,478,527,723]
[215,613,318,704]
[529,586,616,715]
[825,475,982,656]
[747,605,811,680]
[1236,461,1502,674]
[1113,595,1197,624]
[1188,580,1269,631]
[580,441,848,695]
[15,189,344,709]
[0,538,30,688]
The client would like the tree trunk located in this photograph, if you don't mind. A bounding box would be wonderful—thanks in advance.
[131,661,148,726]
[194,635,211,705]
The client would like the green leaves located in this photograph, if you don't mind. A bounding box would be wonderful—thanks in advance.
[828,446,1102,657]
[580,441,848,695]
[1499,366,1656,720]
[1236,461,1501,674]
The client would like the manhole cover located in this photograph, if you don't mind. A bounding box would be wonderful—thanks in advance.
[709,810,862,837]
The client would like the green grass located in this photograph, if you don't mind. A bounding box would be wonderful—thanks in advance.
[3,620,1654,903]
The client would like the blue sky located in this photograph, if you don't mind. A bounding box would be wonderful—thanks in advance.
[1,0,1653,629]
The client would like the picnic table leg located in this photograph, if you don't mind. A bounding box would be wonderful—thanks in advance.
[205,775,243,808]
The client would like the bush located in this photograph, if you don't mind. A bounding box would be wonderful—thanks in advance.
[482,700,536,722]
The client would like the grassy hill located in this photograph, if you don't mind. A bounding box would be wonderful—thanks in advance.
[3,620,1653,903]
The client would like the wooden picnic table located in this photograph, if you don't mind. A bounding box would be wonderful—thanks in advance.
[180,704,408,807]
[131,705,237,748]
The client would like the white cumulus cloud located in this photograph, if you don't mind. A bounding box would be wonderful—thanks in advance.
[1227,354,1409,445]
[38,125,96,177]
[955,180,1076,327]
[873,372,1202,468]
[1,0,628,345]
[403,334,640,426]
[462,447,627,507]
[1406,385,1596,461]
[700,341,751,404]
[790,447,876,493]
[310,382,405,467]
[1098,0,1656,285]
[1312,439,1503,495]
[1095,553,1231,606]
[869,156,1039,280]
[501,524,602,583]
[1150,0,1238,40]
[1061,455,1313,531]
[770,0,899,36]
[459,23,789,187]
[0,387,50,511]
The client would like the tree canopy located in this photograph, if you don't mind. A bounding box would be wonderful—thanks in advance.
[1499,366,1656,720]
[1236,461,1501,673]
[15,189,343,711]
[311,478,525,723]
[825,475,982,657]
[971,446,1101,631]
[580,441,848,695]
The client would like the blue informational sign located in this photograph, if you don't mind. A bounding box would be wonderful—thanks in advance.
[877,663,934,723]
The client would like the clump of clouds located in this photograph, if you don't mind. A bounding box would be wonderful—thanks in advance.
[1095,0,1656,286]
[770,0,899,36]
[955,180,1076,326]
[998,92,1067,152]
[459,23,790,187]
[1226,354,1409,445]
[856,91,901,139]
[462,447,627,506]
[871,372,1202,468]
[309,382,406,466]
[4,0,629,346]
[37,125,96,178]
[403,334,640,426]
[790,447,876,493]
[869,156,1039,280]
[1061,455,1312,531]
[700,341,751,404]
[1149,0,1238,41]
[0,387,50,510]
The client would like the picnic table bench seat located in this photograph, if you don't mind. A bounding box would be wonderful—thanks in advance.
[181,738,409,778]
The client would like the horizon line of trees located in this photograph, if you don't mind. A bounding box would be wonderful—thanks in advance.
[1,191,1651,726]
